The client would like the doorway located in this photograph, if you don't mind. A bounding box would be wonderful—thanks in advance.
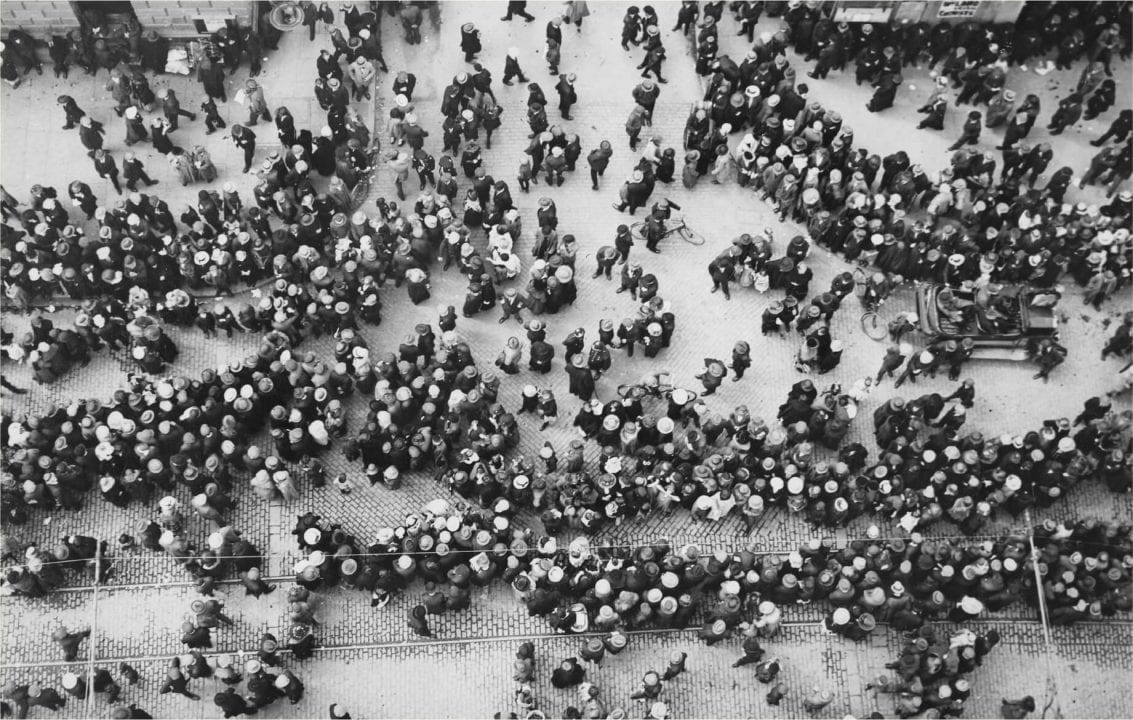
[73,1,138,27]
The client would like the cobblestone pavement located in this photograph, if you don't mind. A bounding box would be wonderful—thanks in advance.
[1,621,1130,718]
[2,1,1132,717]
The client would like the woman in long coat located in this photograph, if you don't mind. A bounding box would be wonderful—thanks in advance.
[275,107,297,148]
[169,149,195,186]
[564,1,590,28]
[564,354,595,401]
[124,107,149,146]
[198,56,226,102]
[151,117,175,155]
[192,146,218,184]
[405,267,430,305]
[131,72,156,109]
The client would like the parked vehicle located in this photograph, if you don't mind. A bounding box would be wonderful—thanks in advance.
[915,283,1060,360]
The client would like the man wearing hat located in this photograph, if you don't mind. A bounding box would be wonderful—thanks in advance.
[639,37,668,83]
[214,687,255,718]
[238,658,275,705]
[27,682,67,711]
[423,581,448,615]
[122,152,158,190]
[543,145,567,186]
[1030,337,1068,382]
[632,79,660,124]
[985,88,1016,128]
[629,670,663,700]
[159,87,197,131]
[159,662,200,700]
[948,110,983,151]
[699,617,729,645]
[761,299,796,335]
[809,34,844,80]
[707,250,737,299]
[503,47,529,85]
[1,681,30,715]
[288,622,316,659]
[105,70,133,116]
[551,657,587,688]
[274,669,305,704]
[661,650,688,681]
[58,94,86,129]
[501,1,536,22]
[242,79,271,126]
[555,73,578,120]
[231,124,257,174]
[1048,93,1083,136]
[59,672,86,700]
[92,667,122,703]
[587,339,611,379]
[949,595,985,623]
[349,55,376,101]
[916,80,950,130]
[408,604,433,637]
[78,115,107,158]
[1101,312,1132,360]
[867,71,902,113]
[92,149,123,195]
[732,631,766,667]
[1002,696,1036,719]
[1091,108,1132,147]
[317,49,343,81]
[52,626,91,661]
[1079,144,1123,190]
[695,357,727,395]
[460,22,482,62]
[625,103,648,151]
[199,93,227,134]
[612,169,651,214]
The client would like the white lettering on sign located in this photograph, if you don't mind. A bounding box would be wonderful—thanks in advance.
[938,0,980,18]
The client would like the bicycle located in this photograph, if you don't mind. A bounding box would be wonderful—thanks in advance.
[629,213,706,246]
[860,303,890,340]
[348,146,382,211]
[616,371,699,404]
[617,371,675,399]
[856,269,911,341]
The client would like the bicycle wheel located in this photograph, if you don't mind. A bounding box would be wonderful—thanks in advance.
[861,311,888,340]
[617,383,645,399]
[629,221,648,243]
[678,225,706,245]
[349,176,372,211]
[663,387,699,402]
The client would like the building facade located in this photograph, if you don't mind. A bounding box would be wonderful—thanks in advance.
[1,0,257,39]
[830,0,1026,25]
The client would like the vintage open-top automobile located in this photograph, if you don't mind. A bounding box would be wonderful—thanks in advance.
[915,283,1060,360]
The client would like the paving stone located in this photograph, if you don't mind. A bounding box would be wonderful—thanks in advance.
[2,622,1130,718]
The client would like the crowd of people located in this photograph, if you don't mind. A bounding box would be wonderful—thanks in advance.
[1,194,1130,628]
[5,302,1126,619]
[281,484,1133,655]
[1032,517,1133,623]
[2,2,1131,388]
[2,644,315,718]
[867,625,1001,718]
[2,664,152,718]
[5,302,178,384]
[495,640,634,719]
[1,1,1131,715]
[663,4,1133,337]
[578,2,1133,384]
